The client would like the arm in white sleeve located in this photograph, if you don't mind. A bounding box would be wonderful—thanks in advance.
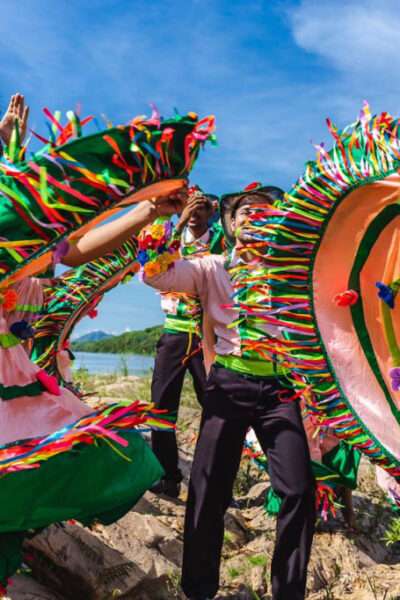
[144,258,203,296]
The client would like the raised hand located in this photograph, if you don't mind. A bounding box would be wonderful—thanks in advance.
[0,93,30,146]
[175,194,208,233]
[152,186,189,217]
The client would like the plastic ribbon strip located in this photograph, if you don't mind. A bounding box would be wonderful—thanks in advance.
[31,237,139,382]
[0,109,215,288]
[245,105,400,484]
[0,399,173,476]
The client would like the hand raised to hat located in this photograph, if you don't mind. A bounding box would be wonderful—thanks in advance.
[175,191,207,234]
[148,184,189,217]
[0,93,30,146]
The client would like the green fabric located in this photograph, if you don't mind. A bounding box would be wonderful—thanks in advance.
[264,442,361,516]
[209,221,225,254]
[349,204,400,425]
[0,332,20,349]
[164,314,199,334]
[0,532,26,587]
[215,354,287,377]
[0,430,163,585]
[264,487,281,516]
[321,441,361,490]
[0,380,45,400]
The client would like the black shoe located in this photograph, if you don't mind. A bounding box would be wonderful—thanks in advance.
[150,478,181,498]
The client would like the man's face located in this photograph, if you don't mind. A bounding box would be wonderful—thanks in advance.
[188,197,212,230]
[231,195,268,244]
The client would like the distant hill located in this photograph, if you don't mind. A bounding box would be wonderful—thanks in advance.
[72,325,163,356]
[73,330,113,344]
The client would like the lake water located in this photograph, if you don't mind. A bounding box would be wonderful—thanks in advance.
[73,352,154,376]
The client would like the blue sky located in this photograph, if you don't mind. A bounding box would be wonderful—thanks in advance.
[2,0,399,336]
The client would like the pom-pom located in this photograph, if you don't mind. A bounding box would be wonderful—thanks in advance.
[334,289,359,307]
[376,282,395,308]
[389,367,400,391]
[88,308,98,319]
[52,239,70,265]
[36,369,61,396]
[244,181,262,192]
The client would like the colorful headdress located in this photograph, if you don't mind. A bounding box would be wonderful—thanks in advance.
[219,182,284,246]
[188,184,218,207]
[0,110,215,288]
[31,238,139,384]
[260,105,400,489]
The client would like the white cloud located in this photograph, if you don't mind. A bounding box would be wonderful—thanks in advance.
[288,0,400,76]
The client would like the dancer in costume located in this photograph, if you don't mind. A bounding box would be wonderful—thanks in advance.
[145,186,224,498]
[0,96,215,590]
[143,183,315,600]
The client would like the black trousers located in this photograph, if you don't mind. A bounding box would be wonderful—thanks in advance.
[151,332,206,481]
[181,364,315,600]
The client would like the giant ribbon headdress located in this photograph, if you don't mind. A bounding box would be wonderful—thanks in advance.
[0,108,215,288]
[262,104,400,483]
[31,237,139,384]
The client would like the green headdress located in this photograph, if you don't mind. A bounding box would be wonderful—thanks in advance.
[0,109,215,288]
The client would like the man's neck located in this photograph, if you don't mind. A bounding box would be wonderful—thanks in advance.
[188,224,208,240]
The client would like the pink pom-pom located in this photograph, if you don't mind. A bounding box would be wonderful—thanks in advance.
[36,369,61,396]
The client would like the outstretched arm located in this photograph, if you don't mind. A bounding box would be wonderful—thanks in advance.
[62,190,186,267]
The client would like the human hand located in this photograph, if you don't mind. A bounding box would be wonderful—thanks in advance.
[175,194,208,232]
[0,93,29,146]
[150,186,189,217]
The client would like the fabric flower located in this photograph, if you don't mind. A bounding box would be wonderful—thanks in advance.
[376,282,395,308]
[1,289,18,311]
[137,250,149,266]
[169,240,181,252]
[151,224,164,239]
[144,261,161,277]
[140,234,155,250]
[334,289,359,307]
[389,367,400,392]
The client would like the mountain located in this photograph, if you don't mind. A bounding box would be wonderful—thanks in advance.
[71,325,163,356]
[73,330,113,344]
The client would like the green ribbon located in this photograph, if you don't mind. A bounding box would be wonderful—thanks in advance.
[0,333,21,349]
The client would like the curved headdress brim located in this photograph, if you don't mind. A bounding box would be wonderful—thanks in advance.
[0,113,215,288]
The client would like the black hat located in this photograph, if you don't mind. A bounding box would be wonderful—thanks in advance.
[219,182,284,246]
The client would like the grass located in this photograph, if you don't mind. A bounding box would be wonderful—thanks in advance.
[383,517,400,546]
[247,555,268,568]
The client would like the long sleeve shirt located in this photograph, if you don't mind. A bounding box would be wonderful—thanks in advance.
[145,254,286,377]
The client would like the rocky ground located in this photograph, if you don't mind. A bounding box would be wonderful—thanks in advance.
[5,373,400,600]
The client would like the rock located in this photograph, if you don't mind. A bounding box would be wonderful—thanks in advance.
[6,575,62,599]
[245,482,268,506]
[24,523,176,600]
[14,400,400,600]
